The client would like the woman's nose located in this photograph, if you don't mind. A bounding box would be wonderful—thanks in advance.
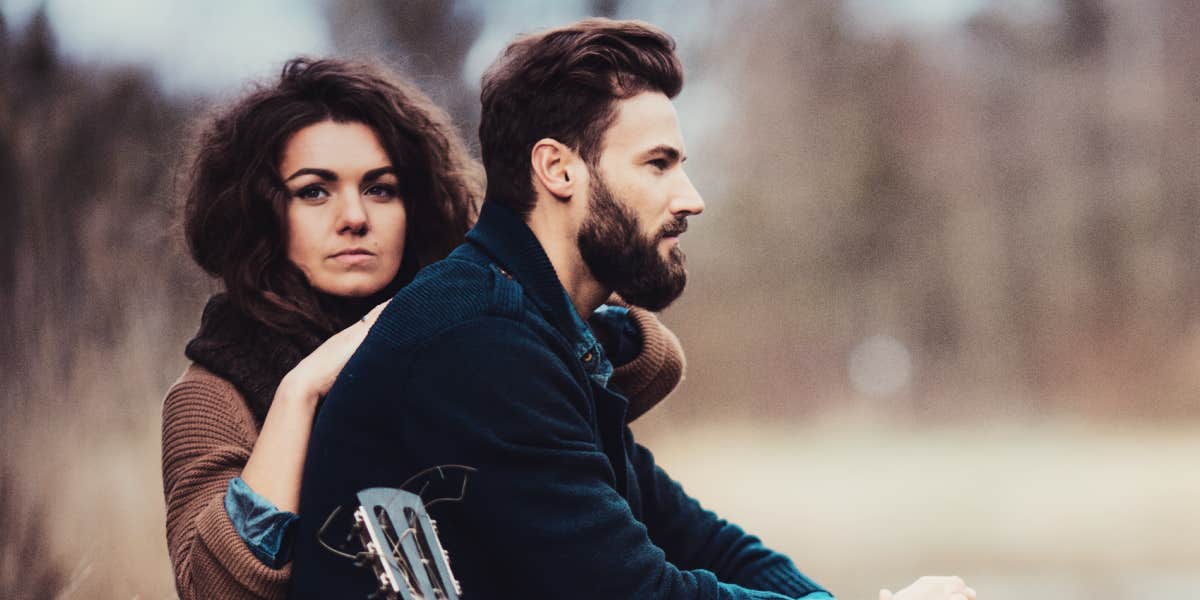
[337,193,369,234]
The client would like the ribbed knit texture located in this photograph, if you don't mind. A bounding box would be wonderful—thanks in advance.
[751,562,831,599]
[184,294,321,425]
[161,366,290,600]
[614,301,686,421]
[161,309,684,599]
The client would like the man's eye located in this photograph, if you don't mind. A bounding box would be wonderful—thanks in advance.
[649,159,669,170]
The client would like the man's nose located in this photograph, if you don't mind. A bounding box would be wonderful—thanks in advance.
[671,172,704,217]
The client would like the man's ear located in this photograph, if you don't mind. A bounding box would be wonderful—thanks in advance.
[530,138,579,201]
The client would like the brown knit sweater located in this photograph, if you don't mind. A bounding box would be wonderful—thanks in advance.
[161,307,684,600]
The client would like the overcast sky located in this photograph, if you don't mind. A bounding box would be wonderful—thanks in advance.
[0,0,1034,97]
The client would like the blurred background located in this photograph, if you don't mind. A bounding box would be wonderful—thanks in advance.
[1,0,1198,598]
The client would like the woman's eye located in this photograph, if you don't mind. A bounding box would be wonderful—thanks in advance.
[295,185,327,200]
[365,184,398,199]
[649,159,669,171]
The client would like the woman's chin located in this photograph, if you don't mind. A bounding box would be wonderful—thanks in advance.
[315,279,392,299]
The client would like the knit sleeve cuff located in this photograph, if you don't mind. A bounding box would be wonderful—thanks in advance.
[194,489,291,597]
[748,560,832,599]
[224,477,298,569]
[609,303,686,422]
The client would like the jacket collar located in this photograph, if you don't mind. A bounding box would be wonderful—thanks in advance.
[465,201,611,383]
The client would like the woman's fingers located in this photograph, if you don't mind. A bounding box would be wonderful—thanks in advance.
[354,298,391,328]
[289,299,393,398]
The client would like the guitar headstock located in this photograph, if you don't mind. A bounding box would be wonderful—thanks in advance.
[318,465,476,599]
[352,487,462,600]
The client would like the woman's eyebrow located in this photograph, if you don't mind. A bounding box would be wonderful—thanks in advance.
[284,167,337,182]
[361,166,396,181]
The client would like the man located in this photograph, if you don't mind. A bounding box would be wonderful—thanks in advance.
[292,19,975,600]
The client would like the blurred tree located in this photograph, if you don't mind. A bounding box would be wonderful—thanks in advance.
[1161,0,1200,321]
[1,12,193,595]
[325,0,483,142]
[20,5,56,78]
[678,0,1200,416]
[590,0,621,19]
[1062,0,1109,58]
[1,6,192,418]
[0,467,66,600]
[0,11,7,64]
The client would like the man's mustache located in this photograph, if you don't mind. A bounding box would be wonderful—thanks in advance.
[657,218,688,240]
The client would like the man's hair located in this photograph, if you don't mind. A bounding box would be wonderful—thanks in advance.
[479,18,683,217]
[183,57,481,336]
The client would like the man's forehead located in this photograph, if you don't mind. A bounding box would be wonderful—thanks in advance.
[603,91,685,156]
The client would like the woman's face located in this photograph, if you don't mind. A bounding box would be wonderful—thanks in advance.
[280,120,407,298]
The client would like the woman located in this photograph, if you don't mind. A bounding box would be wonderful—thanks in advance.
[161,58,686,599]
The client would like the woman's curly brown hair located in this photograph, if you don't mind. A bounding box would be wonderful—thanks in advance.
[183,57,481,336]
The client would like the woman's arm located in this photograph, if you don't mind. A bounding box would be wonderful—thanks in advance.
[241,300,388,512]
[162,373,292,600]
[162,302,387,599]
[236,376,319,515]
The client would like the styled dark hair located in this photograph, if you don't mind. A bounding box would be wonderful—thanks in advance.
[479,18,683,217]
[183,57,480,336]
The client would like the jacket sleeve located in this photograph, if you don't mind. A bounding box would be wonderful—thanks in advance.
[632,442,831,598]
[161,375,290,600]
[391,317,805,600]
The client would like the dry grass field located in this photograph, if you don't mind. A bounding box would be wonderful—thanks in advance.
[5,404,1198,599]
[636,415,1200,600]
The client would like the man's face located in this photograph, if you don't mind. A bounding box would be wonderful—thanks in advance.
[577,92,704,311]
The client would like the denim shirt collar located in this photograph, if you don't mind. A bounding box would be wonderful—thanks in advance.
[466,201,613,386]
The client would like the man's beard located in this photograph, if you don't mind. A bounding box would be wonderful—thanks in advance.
[577,172,688,311]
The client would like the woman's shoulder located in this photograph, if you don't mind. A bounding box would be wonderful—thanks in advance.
[163,363,260,447]
[169,363,237,395]
[165,364,243,413]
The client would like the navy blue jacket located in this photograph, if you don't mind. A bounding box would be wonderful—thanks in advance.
[290,202,831,599]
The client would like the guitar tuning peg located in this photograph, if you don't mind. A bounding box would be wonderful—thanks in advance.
[353,548,378,569]
[345,511,366,544]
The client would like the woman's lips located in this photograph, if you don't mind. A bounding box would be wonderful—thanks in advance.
[330,249,375,265]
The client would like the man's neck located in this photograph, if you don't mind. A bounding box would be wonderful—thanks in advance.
[525,206,610,320]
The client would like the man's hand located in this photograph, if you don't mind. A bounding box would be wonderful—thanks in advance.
[880,576,976,600]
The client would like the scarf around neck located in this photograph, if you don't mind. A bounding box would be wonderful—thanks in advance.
[184,293,324,424]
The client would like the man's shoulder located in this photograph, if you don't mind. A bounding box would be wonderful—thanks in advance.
[367,256,528,350]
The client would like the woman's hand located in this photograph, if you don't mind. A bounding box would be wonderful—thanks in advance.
[277,300,390,405]
[880,576,977,600]
[241,299,389,513]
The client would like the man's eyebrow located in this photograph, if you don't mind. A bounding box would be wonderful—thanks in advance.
[362,166,396,181]
[284,168,337,183]
[642,145,686,162]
